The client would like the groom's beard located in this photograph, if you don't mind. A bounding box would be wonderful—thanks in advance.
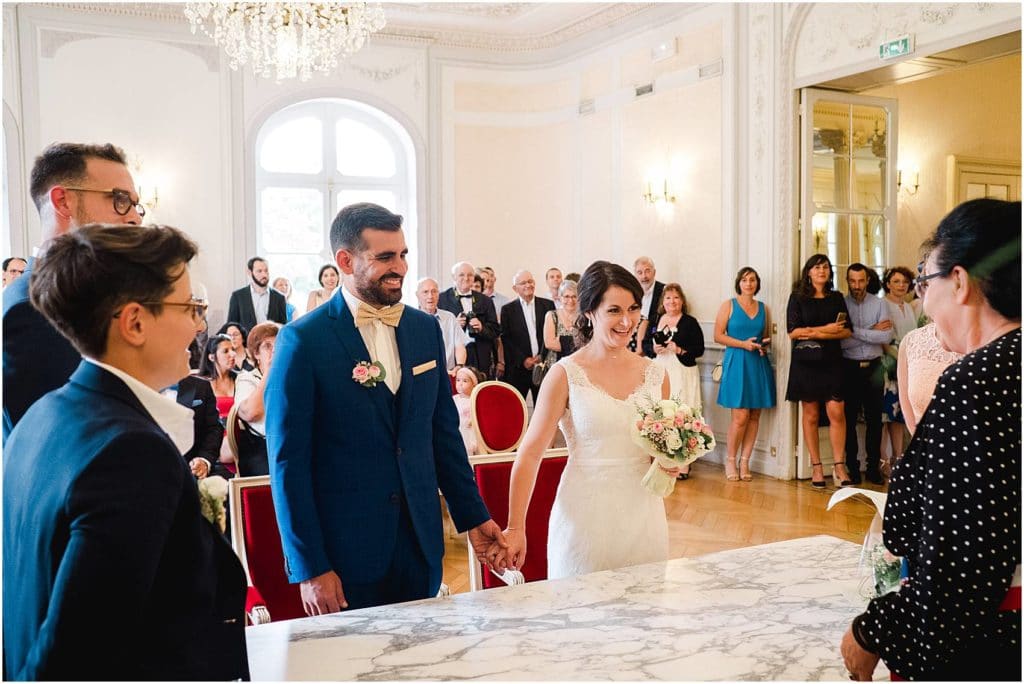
[356,273,404,307]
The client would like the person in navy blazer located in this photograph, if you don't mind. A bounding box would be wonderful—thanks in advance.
[3,142,143,441]
[3,224,248,680]
[500,270,555,402]
[266,203,508,614]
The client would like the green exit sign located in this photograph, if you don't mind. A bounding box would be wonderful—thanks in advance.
[879,35,915,60]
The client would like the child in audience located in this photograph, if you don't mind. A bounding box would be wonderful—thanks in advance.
[452,366,483,457]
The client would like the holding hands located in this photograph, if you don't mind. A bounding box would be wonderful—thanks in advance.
[468,519,510,572]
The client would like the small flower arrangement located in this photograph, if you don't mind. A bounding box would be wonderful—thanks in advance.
[352,360,387,388]
[866,542,903,599]
[198,475,229,533]
[631,394,716,497]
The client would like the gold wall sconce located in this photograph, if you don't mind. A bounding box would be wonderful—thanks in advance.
[897,169,919,195]
[643,179,676,205]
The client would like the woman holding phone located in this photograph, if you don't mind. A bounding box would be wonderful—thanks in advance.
[785,254,853,488]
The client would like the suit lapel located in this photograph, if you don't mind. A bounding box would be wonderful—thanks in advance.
[175,381,197,409]
[241,290,256,328]
[394,309,416,430]
[534,301,548,351]
[327,294,396,438]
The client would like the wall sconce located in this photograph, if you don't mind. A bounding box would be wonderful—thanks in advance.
[643,179,676,205]
[897,169,919,195]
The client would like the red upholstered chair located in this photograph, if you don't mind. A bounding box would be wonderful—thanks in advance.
[449,373,458,395]
[228,475,306,624]
[470,381,528,454]
[467,449,568,590]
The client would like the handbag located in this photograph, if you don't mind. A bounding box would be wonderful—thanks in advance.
[792,340,824,362]
[532,350,558,387]
[235,418,269,477]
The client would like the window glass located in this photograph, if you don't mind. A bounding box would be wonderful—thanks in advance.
[336,189,398,214]
[336,119,396,178]
[260,116,322,173]
[260,187,323,253]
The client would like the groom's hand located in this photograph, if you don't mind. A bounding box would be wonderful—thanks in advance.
[300,570,348,616]
[468,519,509,572]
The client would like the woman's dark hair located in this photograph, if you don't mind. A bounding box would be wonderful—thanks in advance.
[792,253,835,298]
[923,198,1021,319]
[734,266,761,295]
[318,263,339,287]
[216,321,249,348]
[881,266,915,295]
[30,223,197,358]
[657,283,688,316]
[575,260,644,345]
[199,334,235,379]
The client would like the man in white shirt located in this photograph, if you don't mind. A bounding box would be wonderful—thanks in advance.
[633,256,665,356]
[416,277,469,372]
[226,256,287,330]
[499,270,555,402]
[545,267,563,308]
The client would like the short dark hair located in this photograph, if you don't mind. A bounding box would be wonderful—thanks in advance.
[247,256,266,272]
[793,253,835,298]
[473,274,485,289]
[657,283,688,316]
[330,203,403,253]
[199,334,235,379]
[847,263,882,295]
[318,263,340,286]
[216,321,249,347]
[882,266,915,294]
[3,257,26,271]
[564,272,581,283]
[546,267,562,277]
[575,260,643,345]
[30,223,197,358]
[29,142,128,211]
[924,198,1021,320]
[733,266,761,295]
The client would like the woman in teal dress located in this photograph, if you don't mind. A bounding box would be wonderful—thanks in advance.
[714,267,776,481]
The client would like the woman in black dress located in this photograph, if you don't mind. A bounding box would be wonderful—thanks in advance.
[841,199,1021,681]
[785,254,853,488]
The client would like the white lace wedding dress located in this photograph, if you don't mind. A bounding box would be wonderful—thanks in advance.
[546,356,670,579]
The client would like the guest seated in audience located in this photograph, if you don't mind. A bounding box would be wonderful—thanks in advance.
[273,275,296,322]
[2,256,26,287]
[307,263,340,313]
[216,321,254,372]
[452,365,483,457]
[2,223,248,680]
[878,266,919,466]
[842,199,1020,682]
[233,322,280,476]
[714,267,776,482]
[637,283,705,479]
[545,267,563,307]
[417,277,469,372]
[200,332,237,420]
[164,372,234,480]
[544,279,580,359]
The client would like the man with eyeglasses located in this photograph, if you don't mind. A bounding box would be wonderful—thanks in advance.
[3,142,147,440]
[2,257,27,287]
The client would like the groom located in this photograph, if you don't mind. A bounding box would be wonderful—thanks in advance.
[266,202,507,614]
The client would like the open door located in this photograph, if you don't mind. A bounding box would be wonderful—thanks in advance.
[795,88,898,479]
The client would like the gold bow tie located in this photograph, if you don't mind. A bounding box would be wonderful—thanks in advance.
[355,302,404,328]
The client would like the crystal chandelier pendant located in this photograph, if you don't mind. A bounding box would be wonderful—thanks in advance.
[184,2,387,82]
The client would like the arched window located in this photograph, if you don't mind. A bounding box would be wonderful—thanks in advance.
[255,98,417,312]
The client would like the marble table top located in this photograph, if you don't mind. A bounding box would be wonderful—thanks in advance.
[246,535,889,680]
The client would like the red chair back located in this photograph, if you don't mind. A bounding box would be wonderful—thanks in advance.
[449,373,458,395]
[229,476,306,622]
[471,381,528,453]
[472,453,567,587]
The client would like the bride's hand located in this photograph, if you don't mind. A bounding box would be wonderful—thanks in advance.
[503,527,527,570]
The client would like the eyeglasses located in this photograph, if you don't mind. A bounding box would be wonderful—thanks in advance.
[913,270,948,298]
[63,186,146,218]
[116,297,209,322]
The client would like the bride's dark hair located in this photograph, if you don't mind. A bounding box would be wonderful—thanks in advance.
[575,260,644,346]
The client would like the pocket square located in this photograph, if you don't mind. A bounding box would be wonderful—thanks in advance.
[412,360,437,375]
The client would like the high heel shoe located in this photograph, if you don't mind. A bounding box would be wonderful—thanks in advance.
[832,464,853,488]
[725,457,739,482]
[739,456,753,482]
[809,461,826,489]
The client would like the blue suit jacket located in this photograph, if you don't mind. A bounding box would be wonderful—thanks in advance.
[2,258,82,440]
[2,362,249,680]
[265,293,490,586]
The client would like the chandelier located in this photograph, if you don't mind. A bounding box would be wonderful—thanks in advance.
[184,2,386,82]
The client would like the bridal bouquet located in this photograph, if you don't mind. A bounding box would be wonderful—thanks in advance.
[631,395,716,497]
[198,475,229,533]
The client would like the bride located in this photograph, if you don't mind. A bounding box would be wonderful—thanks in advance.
[504,261,679,579]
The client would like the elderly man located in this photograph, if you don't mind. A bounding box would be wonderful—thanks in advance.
[634,256,666,356]
[545,267,563,307]
[840,263,893,485]
[477,266,510,320]
[500,270,555,402]
[2,257,26,287]
[3,142,144,439]
[438,261,501,377]
[226,256,287,330]
[417,277,469,372]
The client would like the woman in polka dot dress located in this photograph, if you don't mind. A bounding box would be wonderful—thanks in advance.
[841,198,1021,681]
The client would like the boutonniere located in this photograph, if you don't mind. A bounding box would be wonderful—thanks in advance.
[197,476,229,533]
[352,360,387,388]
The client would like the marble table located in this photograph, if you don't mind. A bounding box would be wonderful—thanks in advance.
[246,535,889,680]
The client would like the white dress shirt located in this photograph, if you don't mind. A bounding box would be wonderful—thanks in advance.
[250,284,270,324]
[234,368,265,436]
[520,296,539,356]
[342,286,402,393]
[641,285,655,320]
[429,308,472,371]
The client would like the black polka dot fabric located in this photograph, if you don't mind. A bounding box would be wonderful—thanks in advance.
[857,328,1021,680]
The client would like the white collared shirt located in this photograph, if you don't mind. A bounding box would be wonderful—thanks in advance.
[250,283,269,324]
[424,308,471,371]
[520,296,539,356]
[641,284,655,319]
[234,368,266,436]
[454,289,474,314]
[85,358,195,457]
[342,286,402,393]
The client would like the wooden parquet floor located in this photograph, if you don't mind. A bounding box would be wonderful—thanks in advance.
[442,459,886,594]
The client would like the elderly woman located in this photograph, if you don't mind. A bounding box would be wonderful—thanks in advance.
[544,279,580,359]
[841,198,1021,681]
[233,322,280,476]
